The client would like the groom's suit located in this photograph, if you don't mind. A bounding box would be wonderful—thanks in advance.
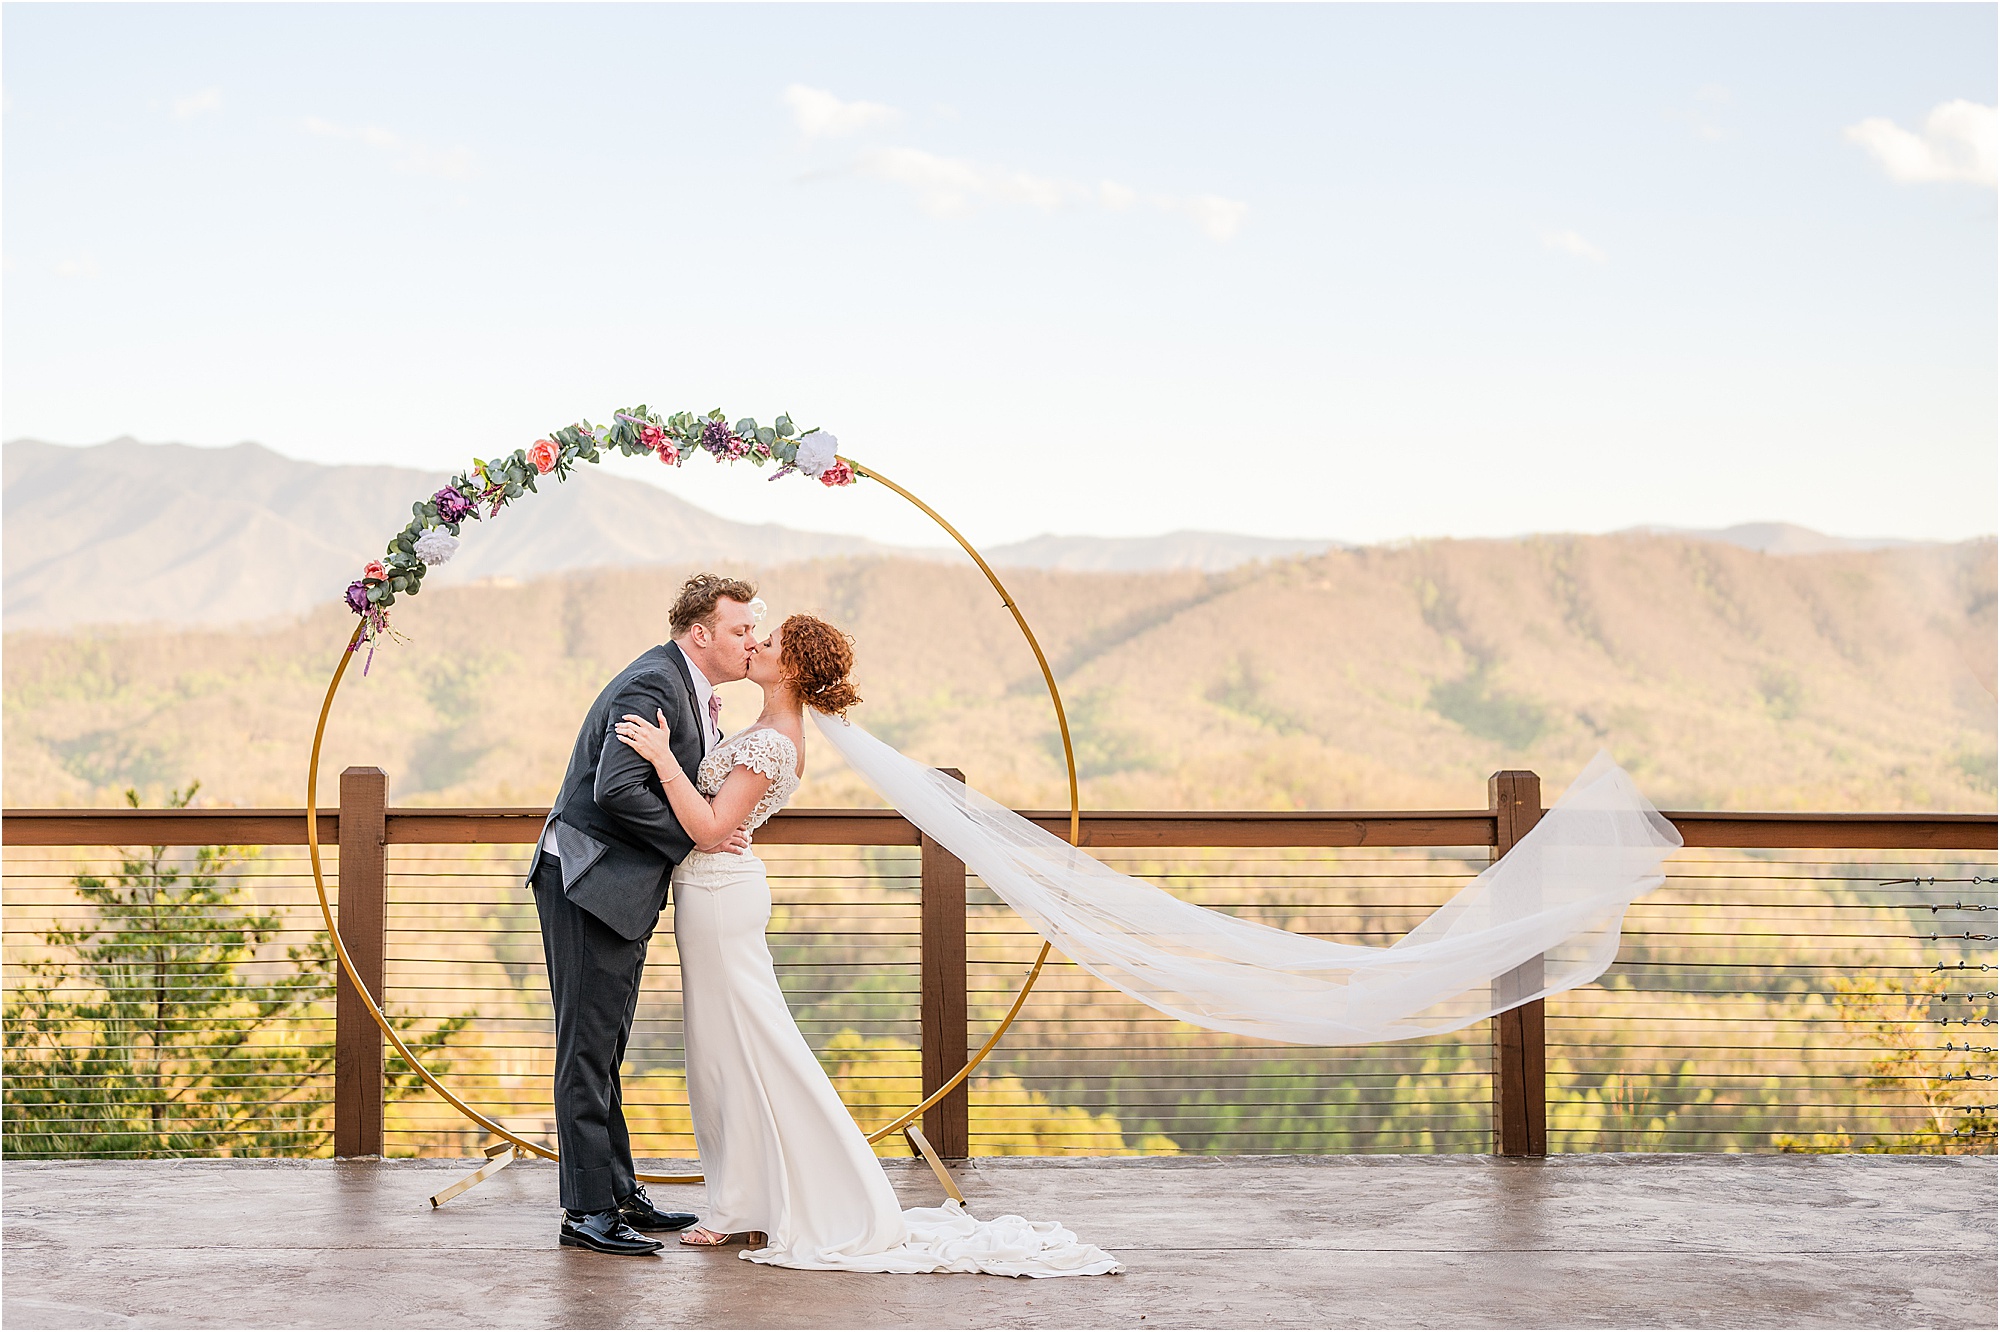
[530,641,710,1212]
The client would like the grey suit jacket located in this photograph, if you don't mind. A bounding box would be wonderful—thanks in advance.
[532,642,707,940]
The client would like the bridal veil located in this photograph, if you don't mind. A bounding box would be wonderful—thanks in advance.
[811,713,1682,1045]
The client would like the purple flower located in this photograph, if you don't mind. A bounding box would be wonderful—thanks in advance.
[345,579,371,615]
[433,487,474,524]
[699,420,738,457]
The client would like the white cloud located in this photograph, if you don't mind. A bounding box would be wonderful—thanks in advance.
[850,147,1246,240]
[785,85,901,142]
[173,87,223,121]
[1157,192,1250,242]
[1097,179,1138,211]
[55,255,102,280]
[1844,100,1997,187]
[858,146,1068,217]
[304,116,474,182]
[1542,229,1607,265]
[789,85,1245,242]
[1675,85,1734,143]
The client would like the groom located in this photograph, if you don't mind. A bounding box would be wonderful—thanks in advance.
[529,572,761,1255]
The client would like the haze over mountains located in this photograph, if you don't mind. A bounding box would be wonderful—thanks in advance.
[1,438,1950,630]
[1,438,897,630]
[5,525,1992,814]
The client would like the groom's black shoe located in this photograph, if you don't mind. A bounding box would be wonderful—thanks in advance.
[560,1209,664,1255]
[618,1186,699,1233]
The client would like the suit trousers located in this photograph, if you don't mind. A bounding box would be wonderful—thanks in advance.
[531,852,654,1213]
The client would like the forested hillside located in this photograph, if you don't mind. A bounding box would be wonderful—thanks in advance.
[6,534,1992,813]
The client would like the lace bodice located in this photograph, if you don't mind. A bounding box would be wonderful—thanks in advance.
[696,727,802,835]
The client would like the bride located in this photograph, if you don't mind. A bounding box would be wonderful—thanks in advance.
[612,613,1121,1277]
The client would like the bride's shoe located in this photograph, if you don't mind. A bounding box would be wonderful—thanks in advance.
[680,1227,768,1247]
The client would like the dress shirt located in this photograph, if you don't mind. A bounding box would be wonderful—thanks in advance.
[681,648,721,755]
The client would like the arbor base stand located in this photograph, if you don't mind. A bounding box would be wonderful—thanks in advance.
[427,1132,963,1211]
[429,1141,524,1209]
[903,1124,965,1204]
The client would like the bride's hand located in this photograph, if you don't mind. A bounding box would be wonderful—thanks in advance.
[615,709,677,770]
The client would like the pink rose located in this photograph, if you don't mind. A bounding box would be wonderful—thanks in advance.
[655,440,681,466]
[639,423,664,448]
[364,560,388,582]
[528,438,558,474]
[819,460,855,488]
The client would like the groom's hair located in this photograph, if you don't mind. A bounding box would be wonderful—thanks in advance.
[669,573,759,639]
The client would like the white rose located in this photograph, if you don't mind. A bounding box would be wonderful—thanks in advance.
[794,431,838,479]
[414,530,460,567]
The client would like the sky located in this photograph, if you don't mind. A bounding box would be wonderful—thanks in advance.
[4,2,1995,549]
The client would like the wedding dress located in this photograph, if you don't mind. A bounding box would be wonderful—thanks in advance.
[672,725,1122,1276]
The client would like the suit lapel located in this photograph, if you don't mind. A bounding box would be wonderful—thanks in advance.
[663,640,698,702]
[663,642,707,756]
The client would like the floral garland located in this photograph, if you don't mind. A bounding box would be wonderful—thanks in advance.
[344,406,853,662]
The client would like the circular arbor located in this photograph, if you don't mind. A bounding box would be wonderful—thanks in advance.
[306,406,1079,1182]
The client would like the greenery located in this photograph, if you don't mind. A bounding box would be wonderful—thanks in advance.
[1772,975,1996,1154]
[2,784,468,1159]
[354,404,833,639]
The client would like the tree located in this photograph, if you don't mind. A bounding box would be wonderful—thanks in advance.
[3,783,466,1158]
[1775,974,1995,1155]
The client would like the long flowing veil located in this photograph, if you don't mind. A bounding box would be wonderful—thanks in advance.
[810,712,1683,1044]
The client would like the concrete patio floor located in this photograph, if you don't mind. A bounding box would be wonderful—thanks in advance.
[3,1154,1993,1329]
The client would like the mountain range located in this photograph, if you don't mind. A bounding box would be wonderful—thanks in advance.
[1,438,1954,632]
[5,527,1991,814]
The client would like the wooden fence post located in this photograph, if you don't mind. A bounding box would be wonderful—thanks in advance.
[1488,769,1547,1157]
[335,766,387,1158]
[920,768,970,1159]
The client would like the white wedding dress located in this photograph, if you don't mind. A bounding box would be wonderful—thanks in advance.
[672,725,1122,1277]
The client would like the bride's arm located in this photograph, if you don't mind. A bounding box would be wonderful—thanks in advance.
[614,709,769,849]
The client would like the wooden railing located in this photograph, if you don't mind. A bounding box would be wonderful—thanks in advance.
[6,771,1993,1160]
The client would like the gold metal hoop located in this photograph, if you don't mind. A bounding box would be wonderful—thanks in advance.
[305,455,1079,1182]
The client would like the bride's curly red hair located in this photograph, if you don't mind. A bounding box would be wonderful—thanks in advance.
[779,614,862,716]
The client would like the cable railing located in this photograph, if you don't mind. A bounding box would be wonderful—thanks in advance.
[5,772,1993,1162]
[1547,853,1997,1152]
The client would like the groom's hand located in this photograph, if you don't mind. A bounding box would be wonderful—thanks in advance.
[699,825,752,856]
